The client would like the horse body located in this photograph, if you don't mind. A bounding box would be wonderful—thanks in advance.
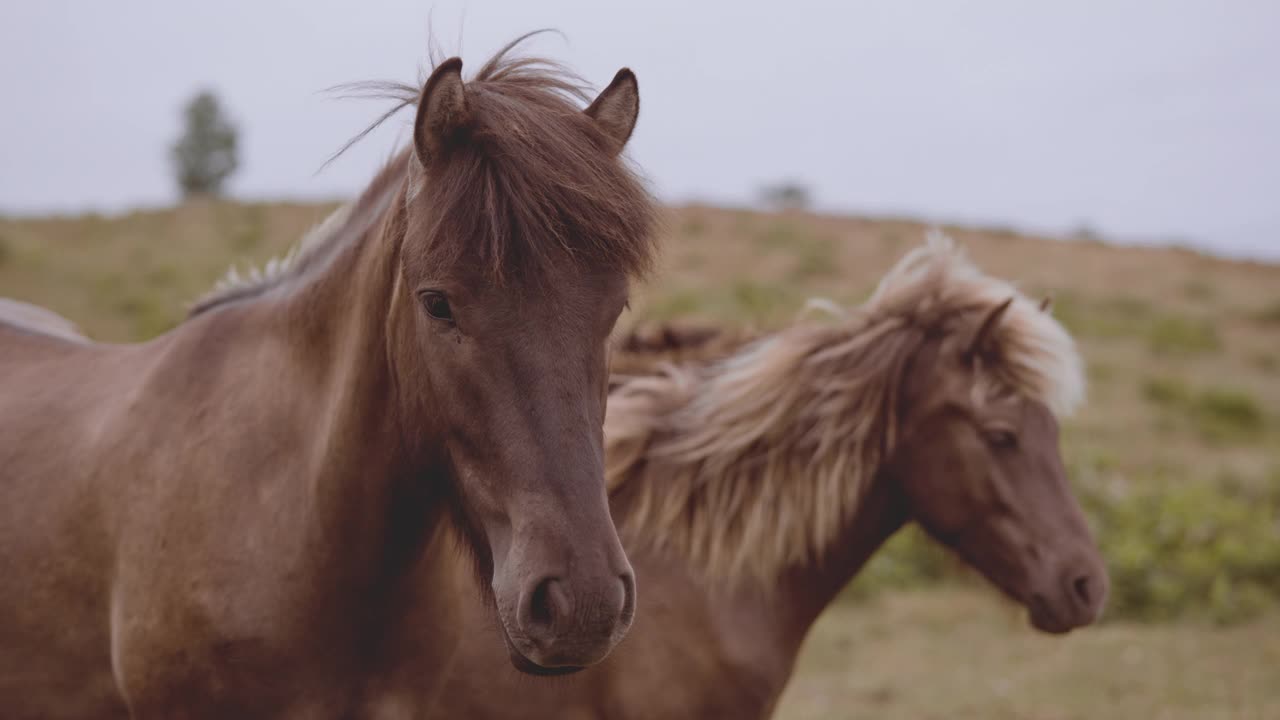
[429,238,1109,719]
[0,192,440,717]
[0,35,657,717]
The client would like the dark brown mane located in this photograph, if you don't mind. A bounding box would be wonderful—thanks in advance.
[193,31,658,316]
[347,31,658,285]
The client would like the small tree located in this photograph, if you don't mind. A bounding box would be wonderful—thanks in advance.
[758,181,812,212]
[171,90,239,198]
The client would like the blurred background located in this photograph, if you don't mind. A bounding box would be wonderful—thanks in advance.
[2,2,1277,718]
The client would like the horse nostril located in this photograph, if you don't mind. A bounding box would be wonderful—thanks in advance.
[618,571,637,624]
[1071,575,1092,607]
[525,577,571,635]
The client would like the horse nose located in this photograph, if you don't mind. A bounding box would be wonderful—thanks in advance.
[522,577,572,636]
[1062,565,1107,622]
[516,569,635,667]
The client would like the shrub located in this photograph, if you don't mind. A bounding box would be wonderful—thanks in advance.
[681,215,708,238]
[1142,376,1266,443]
[1252,300,1280,326]
[1182,280,1215,302]
[1052,292,1150,339]
[789,236,839,282]
[1193,389,1265,440]
[753,221,801,251]
[730,281,792,320]
[1082,480,1280,625]
[1142,376,1190,407]
[1146,314,1221,355]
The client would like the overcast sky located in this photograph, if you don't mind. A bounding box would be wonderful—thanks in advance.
[2,1,1277,260]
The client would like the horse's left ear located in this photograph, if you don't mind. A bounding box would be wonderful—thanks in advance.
[1038,296,1053,313]
[414,57,470,168]
[585,68,639,154]
[964,297,1015,362]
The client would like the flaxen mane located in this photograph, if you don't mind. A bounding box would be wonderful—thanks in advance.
[193,31,656,314]
[605,234,1084,583]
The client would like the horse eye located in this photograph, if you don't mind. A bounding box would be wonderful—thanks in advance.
[984,428,1018,449]
[420,291,453,322]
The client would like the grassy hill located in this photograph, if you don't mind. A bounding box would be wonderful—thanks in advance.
[2,200,1278,717]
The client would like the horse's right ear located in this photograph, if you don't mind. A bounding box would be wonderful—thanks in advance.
[963,297,1015,363]
[414,57,470,168]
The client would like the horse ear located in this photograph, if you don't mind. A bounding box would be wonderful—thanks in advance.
[964,297,1015,361]
[585,68,639,154]
[1038,296,1053,313]
[413,57,470,168]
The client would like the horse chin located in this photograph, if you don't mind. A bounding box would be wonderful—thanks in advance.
[1027,594,1076,635]
[500,631,586,677]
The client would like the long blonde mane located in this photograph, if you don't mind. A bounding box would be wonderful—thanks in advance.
[605,234,1085,584]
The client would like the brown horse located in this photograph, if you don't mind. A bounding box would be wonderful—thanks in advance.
[429,236,1108,719]
[0,36,656,718]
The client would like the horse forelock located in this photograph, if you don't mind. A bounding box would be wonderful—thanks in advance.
[192,32,657,315]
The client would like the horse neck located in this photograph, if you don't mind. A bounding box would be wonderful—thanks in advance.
[220,167,445,567]
[774,471,909,639]
[311,205,444,504]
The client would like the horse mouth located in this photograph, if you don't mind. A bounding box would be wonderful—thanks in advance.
[506,648,585,676]
[1027,593,1076,635]
[500,631,586,677]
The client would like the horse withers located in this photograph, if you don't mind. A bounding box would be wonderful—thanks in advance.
[0,34,656,718]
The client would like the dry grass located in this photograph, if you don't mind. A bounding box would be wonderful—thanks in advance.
[777,587,1280,720]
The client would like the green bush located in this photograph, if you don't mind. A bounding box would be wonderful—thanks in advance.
[1083,481,1280,624]
[1142,376,1190,407]
[1141,376,1266,443]
[1052,292,1151,340]
[1146,314,1221,355]
[681,215,708,238]
[1253,352,1279,374]
[1252,300,1280,326]
[1182,280,1215,302]
[1194,389,1266,440]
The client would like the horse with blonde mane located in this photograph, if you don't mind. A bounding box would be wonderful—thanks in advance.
[0,34,657,718]
[429,236,1109,719]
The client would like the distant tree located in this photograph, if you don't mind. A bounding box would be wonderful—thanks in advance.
[170,91,239,198]
[758,181,812,212]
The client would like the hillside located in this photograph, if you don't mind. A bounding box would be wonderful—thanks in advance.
[3,200,1276,495]
[2,200,1278,717]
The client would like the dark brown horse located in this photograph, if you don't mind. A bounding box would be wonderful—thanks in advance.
[0,36,656,718]
[429,237,1109,719]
